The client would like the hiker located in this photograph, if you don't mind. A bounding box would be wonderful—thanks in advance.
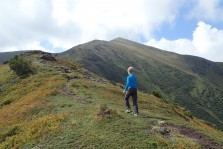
[123,67,138,116]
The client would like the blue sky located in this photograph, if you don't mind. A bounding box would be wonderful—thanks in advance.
[147,0,223,62]
[155,1,223,40]
[0,0,223,62]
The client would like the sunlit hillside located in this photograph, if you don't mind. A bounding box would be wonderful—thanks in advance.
[0,52,222,148]
[60,38,223,130]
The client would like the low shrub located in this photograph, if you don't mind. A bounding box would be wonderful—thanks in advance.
[183,110,193,118]
[3,61,9,64]
[9,55,33,77]
[152,90,163,98]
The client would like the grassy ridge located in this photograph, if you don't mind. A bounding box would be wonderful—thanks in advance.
[60,38,223,130]
[0,54,223,148]
[0,63,67,148]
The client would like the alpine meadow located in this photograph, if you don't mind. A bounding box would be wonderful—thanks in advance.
[0,38,223,148]
[60,38,223,130]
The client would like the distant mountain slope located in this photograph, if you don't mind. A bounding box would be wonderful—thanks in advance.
[60,38,223,130]
[0,51,26,64]
[0,52,223,148]
[180,55,223,89]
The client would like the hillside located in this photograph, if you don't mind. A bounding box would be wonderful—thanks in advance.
[0,52,223,148]
[60,38,223,130]
[0,51,27,64]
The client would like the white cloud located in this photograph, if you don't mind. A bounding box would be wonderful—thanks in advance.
[1,0,222,62]
[0,41,48,53]
[190,0,223,22]
[146,22,223,62]
[147,38,196,55]
[0,0,185,53]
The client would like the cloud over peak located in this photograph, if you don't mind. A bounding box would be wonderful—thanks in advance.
[0,0,223,62]
[0,0,184,52]
[147,21,223,62]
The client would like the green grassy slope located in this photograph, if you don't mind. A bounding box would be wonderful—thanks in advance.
[60,38,223,130]
[1,52,223,148]
[180,55,223,89]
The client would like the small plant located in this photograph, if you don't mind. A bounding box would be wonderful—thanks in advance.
[98,104,111,115]
[183,110,193,118]
[3,61,9,64]
[1,99,12,106]
[170,100,179,107]
[71,80,80,88]
[9,55,33,76]
[152,90,163,98]
[96,104,116,121]
[0,126,20,143]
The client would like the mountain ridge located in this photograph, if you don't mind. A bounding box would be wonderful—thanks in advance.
[60,38,223,130]
[0,51,27,64]
[0,51,223,148]
[0,38,223,130]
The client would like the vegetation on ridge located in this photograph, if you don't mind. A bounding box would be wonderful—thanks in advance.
[60,38,223,130]
[9,55,34,77]
[0,52,223,148]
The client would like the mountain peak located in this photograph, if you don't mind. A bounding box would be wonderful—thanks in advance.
[112,37,126,41]
[111,37,135,43]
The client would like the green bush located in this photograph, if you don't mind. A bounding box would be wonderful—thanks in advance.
[9,55,33,76]
[3,61,9,64]
[152,90,163,98]
[183,110,193,118]
[0,126,21,143]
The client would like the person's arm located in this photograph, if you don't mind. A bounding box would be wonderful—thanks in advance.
[124,76,130,91]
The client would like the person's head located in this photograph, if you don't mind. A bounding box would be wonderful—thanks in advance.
[127,67,134,74]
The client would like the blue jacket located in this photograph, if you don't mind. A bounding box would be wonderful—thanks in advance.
[124,74,137,91]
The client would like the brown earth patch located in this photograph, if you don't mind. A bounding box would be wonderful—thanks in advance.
[173,125,223,149]
[62,82,92,104]
[147,123,223,149]
[62,84,74,96]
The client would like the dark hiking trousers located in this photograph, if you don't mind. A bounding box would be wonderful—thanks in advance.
[124,88,138,114]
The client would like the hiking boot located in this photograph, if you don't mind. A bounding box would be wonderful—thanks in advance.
[133,113,139,117]
[125,109,132,113]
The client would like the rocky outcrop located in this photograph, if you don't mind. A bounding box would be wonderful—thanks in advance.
[41,54,56,61]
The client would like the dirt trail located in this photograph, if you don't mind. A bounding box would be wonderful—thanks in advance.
[163,123,223,149]
[62,80,74,96]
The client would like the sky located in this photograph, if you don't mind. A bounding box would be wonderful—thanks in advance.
[0,0,223,62]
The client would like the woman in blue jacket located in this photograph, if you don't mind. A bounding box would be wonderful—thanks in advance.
[123,67,138,116]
